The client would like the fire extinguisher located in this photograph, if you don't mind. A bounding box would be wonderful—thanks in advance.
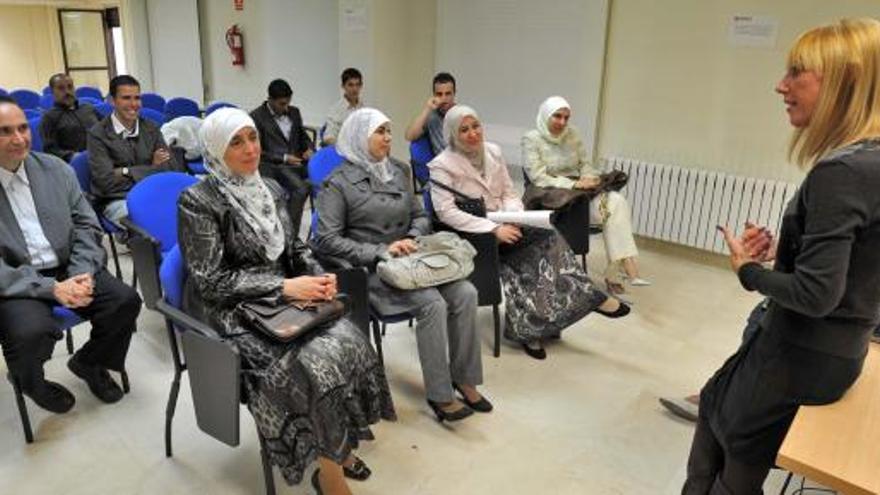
[226,24,245,66]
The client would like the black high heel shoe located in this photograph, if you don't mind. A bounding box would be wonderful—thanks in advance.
[426,399,474,422]
[595,300,631,318]
[453,384,493,413]
[311,469,322,495]
[343,455,371,481]
[521,341,547,360]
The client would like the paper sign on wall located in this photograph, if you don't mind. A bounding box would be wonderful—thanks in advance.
[342,0,367,31]
[728,15,778,48]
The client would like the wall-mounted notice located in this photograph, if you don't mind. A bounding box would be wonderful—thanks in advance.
[728,15,778,48]
[342,0,367,32]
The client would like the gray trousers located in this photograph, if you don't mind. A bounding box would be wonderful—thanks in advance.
[413,279,482,402]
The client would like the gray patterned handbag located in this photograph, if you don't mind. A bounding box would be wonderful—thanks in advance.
[376,232,477,290]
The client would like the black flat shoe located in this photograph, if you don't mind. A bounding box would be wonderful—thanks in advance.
[10,374,76,414]
[343,455,371,481]
[521,342,547,360]
[311,468,322,495]
[68,353,123,403]
[426,399,474,422]
[595,301,631,319]
[453,384,493,413]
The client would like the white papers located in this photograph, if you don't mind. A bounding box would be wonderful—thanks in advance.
[487,210,554,229]
[728,15,778,48]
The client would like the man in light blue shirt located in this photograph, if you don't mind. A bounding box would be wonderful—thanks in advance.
[0,95,141,414]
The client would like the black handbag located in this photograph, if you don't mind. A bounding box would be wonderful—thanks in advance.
[237,295,349,343]
[599,170,628,192]
[429,179,487,217]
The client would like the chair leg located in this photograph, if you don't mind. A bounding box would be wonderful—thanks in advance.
[581,253,587,273]
[9,373,34,443]
[258,430,276,495]
[381,322,387,336]
[164,322,185,458]
[107,233,123,279]
[779,472,794,494]
[408,318,413,328]
[120,370,130,394]
[371,319,384,366]
[65,328,75,355]
[492,304,501,358]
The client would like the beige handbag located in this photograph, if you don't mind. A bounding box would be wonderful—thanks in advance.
[376,232,477,290]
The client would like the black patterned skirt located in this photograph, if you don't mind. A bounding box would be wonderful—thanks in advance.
[498,227,608,343]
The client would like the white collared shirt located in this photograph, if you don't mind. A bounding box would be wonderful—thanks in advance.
[111,111,139,138]
[0,162,59,269]
[268,105,292,141]
[323,96,364,141]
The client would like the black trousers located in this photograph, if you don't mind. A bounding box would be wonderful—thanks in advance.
[682,417,772,494]
[0,268,141,392]
[259,162,310,238]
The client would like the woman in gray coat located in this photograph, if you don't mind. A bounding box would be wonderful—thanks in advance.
[311,108,490,422]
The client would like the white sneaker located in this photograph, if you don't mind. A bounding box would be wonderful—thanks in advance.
[629,277,651,287]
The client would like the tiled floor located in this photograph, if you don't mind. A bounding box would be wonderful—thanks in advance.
[0,237,823,494]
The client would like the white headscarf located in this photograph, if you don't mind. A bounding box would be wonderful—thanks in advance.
[200,107,285,261]
[443,104,485,173]
[336,108,393,183]
[536,96,571,144]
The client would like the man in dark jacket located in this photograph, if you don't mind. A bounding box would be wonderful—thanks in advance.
[250,79,313,237]
[87,75,180,223]
[0,96,141,413]
[39,73,101,162]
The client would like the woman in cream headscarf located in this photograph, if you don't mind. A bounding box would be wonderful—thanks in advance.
[311,108,491,423]
[430,104,629,360]
[522,96,649,295]
[177,108,395,495]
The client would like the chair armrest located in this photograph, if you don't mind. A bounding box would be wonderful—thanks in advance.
[455,230,502,307]
[335,267,369,334]
[156,299,224,340]
[551,195,590,256]
[127,232,163,309]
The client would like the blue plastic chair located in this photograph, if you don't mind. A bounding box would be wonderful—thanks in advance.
[140,108,167,126]
[306,146,344,237]
[41,86,52,96]
[11,89,41,110]
[204,101,236,116]
[164,97,200,119]
[185,158,207,175]
[79,96,102,106]
[24,109,41,120]
[69,152,126,280]
[94,102,113,118]
[409,135,434,189]
[140,93,166,112]
[125,172,199,254]
[39,93,55,111]
[75,86,102,100]
[28,118,42,152]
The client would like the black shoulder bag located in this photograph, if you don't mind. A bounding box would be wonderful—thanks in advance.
[429,179,487,218]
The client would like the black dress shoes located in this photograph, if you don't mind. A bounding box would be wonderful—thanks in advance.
[595,301,631,318]
[427,399,474,422]
[20,378,75,414]
[453,384,493,413]
[521,342,547,360]
[68,353,124,404]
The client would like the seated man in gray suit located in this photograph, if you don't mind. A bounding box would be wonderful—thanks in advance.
[87,75,180,223]
[0,95,141,413]
[250,78,314,237]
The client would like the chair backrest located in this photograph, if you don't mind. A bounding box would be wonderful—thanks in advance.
[39,93,55,111]
[140,92,166,112]
[307,146,344,197]
[409,135,435,184]
[69,152,92,193]
[0,88,7,96]
[11,89,41,110]
[204,101,236,116]
[140,108,167,126]
[79,96,102,106]
[24,109,41,120]
[28,117,42,152]
[159,245,185,309]
[41,86,52,96]
[165,97,200,119]
[94,102,113,118]
[126,172,199,253]
[75,87,103,100]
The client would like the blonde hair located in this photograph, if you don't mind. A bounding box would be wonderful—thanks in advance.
[787,18,880,167]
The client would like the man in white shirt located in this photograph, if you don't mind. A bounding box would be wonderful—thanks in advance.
[322,68,364,146]
[0,95,141,414]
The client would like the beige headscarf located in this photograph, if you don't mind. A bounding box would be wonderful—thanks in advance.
[443,104,485,174]
[200,107,285,261]
[337,108,393,182]
[536,96,571,144]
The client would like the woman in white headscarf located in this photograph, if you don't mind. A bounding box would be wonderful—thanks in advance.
[311,108,491,423]
[522,96,649,295]
[430,104,630,360]
[177,108,395,494]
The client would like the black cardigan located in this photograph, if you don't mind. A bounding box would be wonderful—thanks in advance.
[739,140,880,359]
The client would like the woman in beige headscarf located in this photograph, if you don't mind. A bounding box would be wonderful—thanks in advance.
[431,104,630,360]
[522,96,649,294]
[178,107,395,495]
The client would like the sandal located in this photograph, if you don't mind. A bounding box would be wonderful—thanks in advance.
[605,278,626,295]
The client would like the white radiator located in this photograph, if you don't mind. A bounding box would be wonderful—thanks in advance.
[600,157,799,254]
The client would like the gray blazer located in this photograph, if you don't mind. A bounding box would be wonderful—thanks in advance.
[0,152,106,300]
[310,158,434,314]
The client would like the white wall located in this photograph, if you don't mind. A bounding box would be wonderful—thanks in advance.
[436,0,609,165]
[199,0,338,125]
[597,0,880,182]
[144,0,202,103]
[118,0,154,91]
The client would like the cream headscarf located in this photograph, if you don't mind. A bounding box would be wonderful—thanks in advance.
[443,104,485,174]
[536,96,571,144]
[200,107,285,261]
[337,108,393,182]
